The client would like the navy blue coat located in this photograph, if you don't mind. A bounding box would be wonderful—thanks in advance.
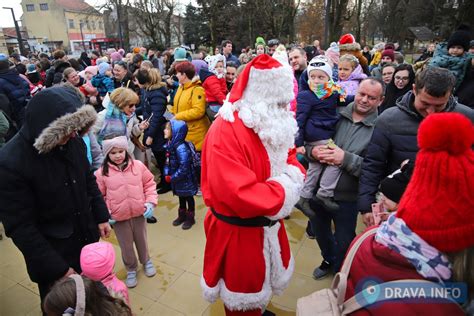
[295,70,353,147]
[141,86,168,152]
[0,68,30,125]
[164,120,198,196]
[357,91,474,213]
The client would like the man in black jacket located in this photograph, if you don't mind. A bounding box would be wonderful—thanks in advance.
[0,87,111,307]
[358,67,474,226]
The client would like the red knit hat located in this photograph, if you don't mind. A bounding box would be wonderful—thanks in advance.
[397,113,474,253]
[382,49,395,61]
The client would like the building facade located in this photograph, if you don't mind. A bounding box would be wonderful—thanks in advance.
[21,0,105,55]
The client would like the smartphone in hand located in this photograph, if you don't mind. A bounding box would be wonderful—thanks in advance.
[372,202,389,225]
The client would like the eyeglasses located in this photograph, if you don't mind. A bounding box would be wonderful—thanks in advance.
[394,76,409,81]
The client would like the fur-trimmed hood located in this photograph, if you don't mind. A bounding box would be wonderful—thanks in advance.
[339,42,361,52]
[19,86,97,154]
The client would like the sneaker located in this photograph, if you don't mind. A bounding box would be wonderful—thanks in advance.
[295,197,316,218]
[315,194,339,212]
[125,271,138,288]
[143,260,156,277]
[313,260,332,280]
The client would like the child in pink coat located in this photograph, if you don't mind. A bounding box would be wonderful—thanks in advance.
[80,241,130,306]
[95,136,158,288]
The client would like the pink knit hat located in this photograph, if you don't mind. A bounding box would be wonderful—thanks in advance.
[80,241,115,281]
[110,52,122,62]
[84,66,98,76]
[102,136,128,157]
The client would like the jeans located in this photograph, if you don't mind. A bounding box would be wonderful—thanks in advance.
[309,199,358,272]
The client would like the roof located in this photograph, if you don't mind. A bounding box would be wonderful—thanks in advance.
[55,0,98,13]
[2,27,28,39]
[408,26,436,41]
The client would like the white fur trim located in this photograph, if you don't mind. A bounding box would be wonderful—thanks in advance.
[266,165,304,220]
[200,222,294,311]
[241,66,294,106]
[218,95,236,122]
[339,42,361,52]
[264,223,295,294]
[34,105,97,154]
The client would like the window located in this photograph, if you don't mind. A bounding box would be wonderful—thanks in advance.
[98,21,103,29]
[39,3,49,10]
[79,20,83,29]
[91,21,96,30]
[86,21,90,30]
[68,19,75,29]
[26,4,35,11]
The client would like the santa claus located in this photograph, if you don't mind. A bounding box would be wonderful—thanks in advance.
[200,54,305,315]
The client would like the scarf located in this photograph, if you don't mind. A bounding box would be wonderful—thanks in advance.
[375,213,452,283]
[308,80,346,102]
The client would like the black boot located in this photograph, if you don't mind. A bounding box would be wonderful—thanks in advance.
[182,210,195,230]
[172,208,187,226]
[157,184,172,194]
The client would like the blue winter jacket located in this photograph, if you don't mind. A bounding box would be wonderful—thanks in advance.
[0,68,30,126]
[141,86,168,152]
[164,120,198,196]
[295,69,353,147]
[91,74,115,97]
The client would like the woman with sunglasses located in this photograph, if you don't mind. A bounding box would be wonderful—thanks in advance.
[379,64,415,113]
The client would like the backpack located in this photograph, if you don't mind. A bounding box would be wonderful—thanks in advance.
[296,227,464,315]
[185,141,201,170]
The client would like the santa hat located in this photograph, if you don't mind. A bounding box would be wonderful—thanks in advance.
[338,33,361,51]
[396,113,474,253]
[80,241,115,281]
[219,54,294,122]
[307,56,333,80]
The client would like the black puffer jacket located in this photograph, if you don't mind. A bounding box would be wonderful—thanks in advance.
[0,68,30,125]
[0,87,109,284]
[357,91,474,213]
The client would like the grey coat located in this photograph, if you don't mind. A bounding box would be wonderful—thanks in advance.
[306,102,378,202]
[0,110,8,147]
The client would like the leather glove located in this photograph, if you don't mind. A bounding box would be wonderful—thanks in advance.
[143,203,155,219]
[108,219,116,225]
[165,175,171,183]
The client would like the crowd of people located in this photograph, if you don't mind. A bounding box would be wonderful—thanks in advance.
[0,24,473,316]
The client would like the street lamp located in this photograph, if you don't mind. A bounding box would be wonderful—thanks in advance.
[79,21,86,52]
[3,7,26,56]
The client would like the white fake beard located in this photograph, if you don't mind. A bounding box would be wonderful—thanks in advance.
[236,100,297,177]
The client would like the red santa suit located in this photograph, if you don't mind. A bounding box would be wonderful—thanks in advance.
[200,55,305,314]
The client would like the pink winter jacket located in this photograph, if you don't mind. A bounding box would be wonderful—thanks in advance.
[95,160,158,221]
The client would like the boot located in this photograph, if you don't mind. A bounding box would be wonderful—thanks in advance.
[172,208,187,226]
[182,209,195,230]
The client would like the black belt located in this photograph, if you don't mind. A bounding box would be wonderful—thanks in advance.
[211,208,279,227]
